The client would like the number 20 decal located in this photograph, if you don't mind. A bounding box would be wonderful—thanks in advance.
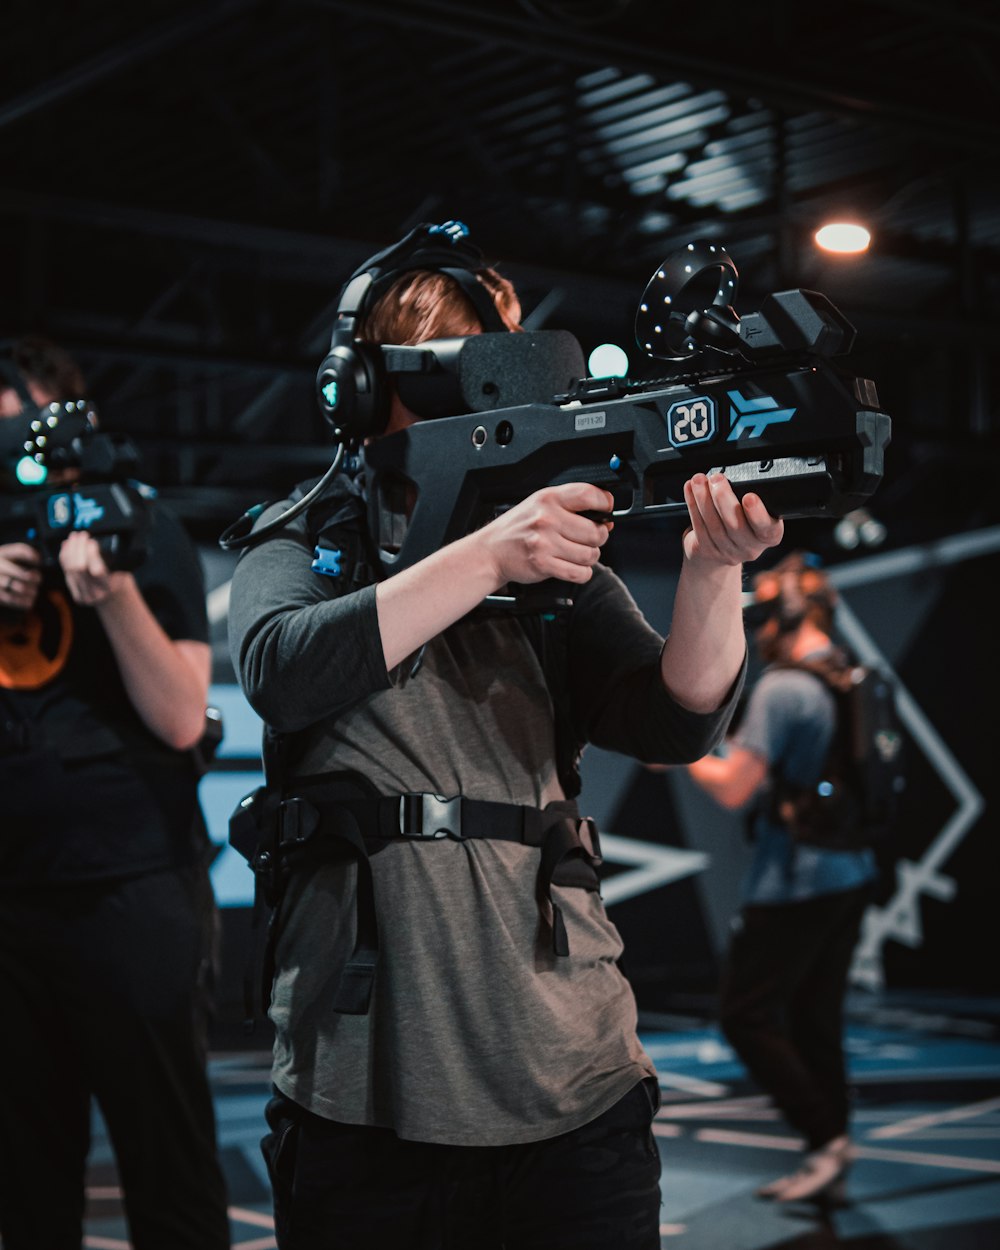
[666,396,716,448]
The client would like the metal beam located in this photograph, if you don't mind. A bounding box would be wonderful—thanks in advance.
[6,174,997,293]
[0,1,259,132]
[297,0,1000,154]
[0,187,366,267]
[0,331,316,379]
[864,0,1000,39]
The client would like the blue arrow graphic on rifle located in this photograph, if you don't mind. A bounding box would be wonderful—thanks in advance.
[726,390,797,440]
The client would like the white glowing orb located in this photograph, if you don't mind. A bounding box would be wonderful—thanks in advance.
[588,343,629,378]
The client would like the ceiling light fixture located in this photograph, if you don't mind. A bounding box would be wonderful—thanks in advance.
[815,222,872,254]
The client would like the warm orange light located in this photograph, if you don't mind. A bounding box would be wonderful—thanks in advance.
[815,222,871,254]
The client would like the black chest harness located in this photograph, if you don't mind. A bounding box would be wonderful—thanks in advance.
[230,773,603,1018]
[229,474,603,1023]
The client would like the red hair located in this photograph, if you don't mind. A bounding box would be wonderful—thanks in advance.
[11,336,86,401]
[359,268,521,346]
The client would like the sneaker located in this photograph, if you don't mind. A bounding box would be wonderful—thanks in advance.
[772,1135,853,1205]
[756,1172,795,1199]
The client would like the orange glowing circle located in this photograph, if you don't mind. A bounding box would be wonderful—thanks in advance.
[0,589,74,689]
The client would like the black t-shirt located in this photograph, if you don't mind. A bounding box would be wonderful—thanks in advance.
[0,501,209,886]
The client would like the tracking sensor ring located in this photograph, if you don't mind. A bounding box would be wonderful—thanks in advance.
[634,240,741,361]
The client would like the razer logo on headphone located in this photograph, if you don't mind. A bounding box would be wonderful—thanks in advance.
[726,389,796,440]
[321,379,339,410]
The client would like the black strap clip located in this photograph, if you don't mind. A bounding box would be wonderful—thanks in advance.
[278,796,320,848]
[578,816,603,866]
[398,793,463,840]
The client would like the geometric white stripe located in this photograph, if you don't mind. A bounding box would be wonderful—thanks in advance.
[827,528,996,989]
[599,833,710,905]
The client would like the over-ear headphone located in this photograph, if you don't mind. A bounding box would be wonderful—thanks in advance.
[315,220,508,443]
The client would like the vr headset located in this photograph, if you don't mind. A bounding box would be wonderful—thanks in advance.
[314,220,585,442]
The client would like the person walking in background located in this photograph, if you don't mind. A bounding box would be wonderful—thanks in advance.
[684,551,878,1205]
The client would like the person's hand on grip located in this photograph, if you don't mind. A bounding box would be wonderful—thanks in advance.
[58,530,130,607]
[0,543,42,612]
[479,483,614,588]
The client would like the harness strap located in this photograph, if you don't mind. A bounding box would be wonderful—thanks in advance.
[267,783,603,1015]
[321,805,378,1016]
[537,813,602,957]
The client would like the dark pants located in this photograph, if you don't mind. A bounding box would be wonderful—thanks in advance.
[718,885,870,1150]
[0,865,231,1250]
[262,1080,662,1250]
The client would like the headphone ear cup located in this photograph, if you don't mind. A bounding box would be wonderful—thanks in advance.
[315,340,389,441]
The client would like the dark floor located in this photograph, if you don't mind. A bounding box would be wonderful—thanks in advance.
[74,991,1000,1249]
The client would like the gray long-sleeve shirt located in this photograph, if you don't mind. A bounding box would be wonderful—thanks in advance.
[229,496,744,1146]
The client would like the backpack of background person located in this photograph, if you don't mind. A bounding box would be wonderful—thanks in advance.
[773,656,906,851]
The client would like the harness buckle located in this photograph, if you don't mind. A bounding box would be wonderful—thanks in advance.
[278,796,320,848]
[578,816,603,865]
[399,793,462,840]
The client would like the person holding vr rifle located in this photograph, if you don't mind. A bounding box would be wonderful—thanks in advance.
[0,337,230,1250]
[226,221,785,1249]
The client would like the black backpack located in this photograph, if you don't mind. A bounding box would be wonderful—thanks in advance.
[773,655,906,851]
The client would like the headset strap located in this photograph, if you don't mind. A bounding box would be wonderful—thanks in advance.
[329,221,506,347]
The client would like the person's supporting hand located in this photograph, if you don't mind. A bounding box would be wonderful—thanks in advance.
[660,473,783,715]
[479,483,615,588]
[58,529,210,750]
[58,530,131,607]
[682,472,784,568]
[0,542,43,612]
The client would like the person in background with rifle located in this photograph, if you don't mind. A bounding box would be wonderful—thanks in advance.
[683,551,878,1205]
[0,337,230,1249]
[226,221,785,1249]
